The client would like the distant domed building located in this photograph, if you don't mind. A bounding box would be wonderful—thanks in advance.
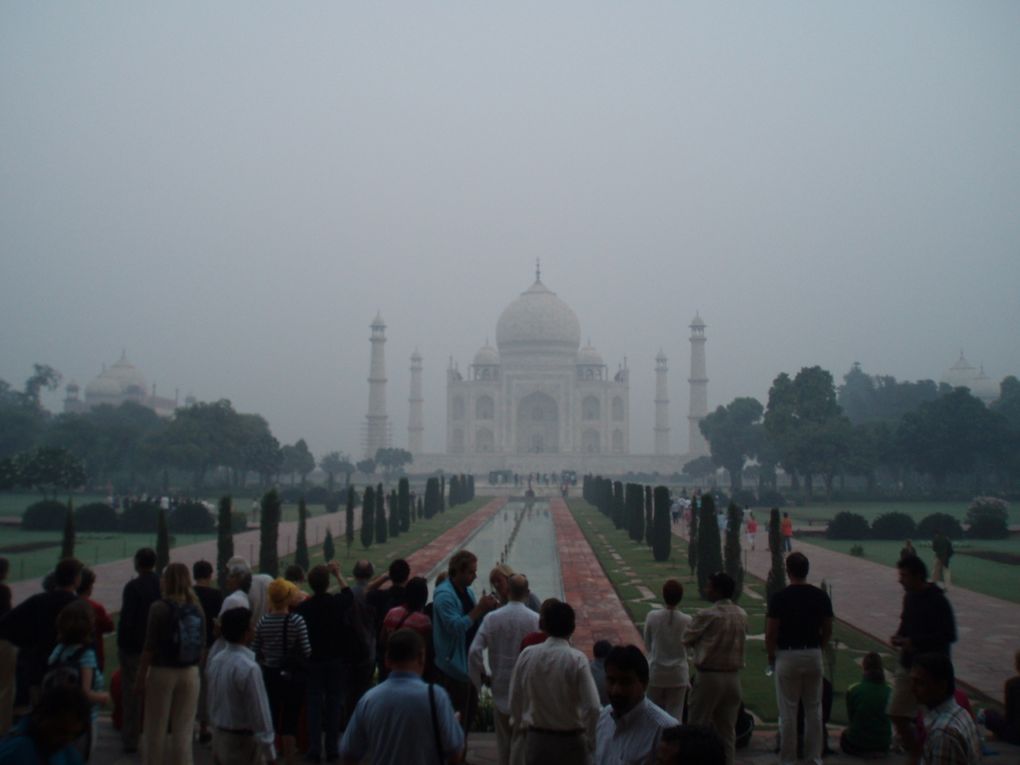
[940,352,1000,405]
[63,352,181,417]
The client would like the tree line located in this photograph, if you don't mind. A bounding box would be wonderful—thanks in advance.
[695,364,1020,500]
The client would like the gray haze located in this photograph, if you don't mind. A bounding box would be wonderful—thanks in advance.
[2,2,1019,458]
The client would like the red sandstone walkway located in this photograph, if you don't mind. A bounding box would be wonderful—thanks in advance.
[549,497,644,655]
[404,497,507,575]
[674,523,1020,701]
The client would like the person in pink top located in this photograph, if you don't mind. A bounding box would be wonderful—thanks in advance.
[381,577,433,681]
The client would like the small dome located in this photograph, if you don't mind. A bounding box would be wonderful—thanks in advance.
[941,351,977,389]
[577,344,604,366]
[473,343,500,367]
[495,279,581,355]
[84,374,122,397]
[104,353,147,396]
[970,366,999,404]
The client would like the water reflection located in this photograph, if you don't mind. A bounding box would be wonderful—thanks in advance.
[426,500,563,603]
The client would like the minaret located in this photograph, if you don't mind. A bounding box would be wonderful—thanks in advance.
[687,313,709,457]
[654,349,670,455]
[408,349,424,456]
[364,312,389,459]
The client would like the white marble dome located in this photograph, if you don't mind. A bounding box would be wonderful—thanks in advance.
[496,279,581,354]
[473,343,500,367]
[970,366,999,403]
[85,353,147,397]
[941,352,978,389]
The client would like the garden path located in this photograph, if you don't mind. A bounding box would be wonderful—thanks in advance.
[675,522,1020,701]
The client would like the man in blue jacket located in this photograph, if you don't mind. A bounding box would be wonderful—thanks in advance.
[432,550,498,744]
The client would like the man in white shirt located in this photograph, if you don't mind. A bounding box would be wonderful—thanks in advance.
[595,645,678,765]
[509,601,601,765]
[206,607,276,765]
[469,574,540,765]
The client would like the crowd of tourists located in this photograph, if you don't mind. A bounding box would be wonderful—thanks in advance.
[0,525,1016,764]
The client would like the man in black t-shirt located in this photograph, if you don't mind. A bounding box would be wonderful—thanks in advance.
[765,552,833,765]
[116,548,161,753]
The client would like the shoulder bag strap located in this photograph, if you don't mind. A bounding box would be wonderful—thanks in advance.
[428,682,445,764]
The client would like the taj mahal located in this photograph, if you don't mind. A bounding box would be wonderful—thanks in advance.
[362,265,711,476]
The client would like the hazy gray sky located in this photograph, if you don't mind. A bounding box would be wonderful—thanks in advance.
[2,2,1018,458]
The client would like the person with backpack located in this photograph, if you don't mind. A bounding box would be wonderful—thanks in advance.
[135,562,206,765]
[253,577,311,765]
[47,599,110,760]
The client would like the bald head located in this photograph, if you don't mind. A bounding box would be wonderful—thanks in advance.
[508,574,530,602]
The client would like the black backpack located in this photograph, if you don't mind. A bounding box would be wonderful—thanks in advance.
[163,599,204,667]
[42,645,88,691]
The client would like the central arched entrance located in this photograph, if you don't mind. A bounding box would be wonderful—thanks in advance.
[516,391,559,453]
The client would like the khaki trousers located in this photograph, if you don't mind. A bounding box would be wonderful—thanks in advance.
[689,671,741,765]
[143,665,200,765]
[494,709,512,765]
[647,685,688,723]
[213,729,266,765]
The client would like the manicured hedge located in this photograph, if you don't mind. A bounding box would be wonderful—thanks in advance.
[826,511,870,540]
[870,512,916,540]
[168,502,215,534]
[74,503,119,532]
[22,500,69,531]
[916,512,964,540]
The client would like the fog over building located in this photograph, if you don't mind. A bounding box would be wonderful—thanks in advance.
[62,351,187,418]
[367,265,712,475]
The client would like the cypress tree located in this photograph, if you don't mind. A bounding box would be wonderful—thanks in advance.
[323,528,335,563]
[361,486,375,549]
[688,499,699,575]
[766,507,787,601]
[424,478,438,518]
[626,483,643,543]
[448,475,459,508]
[467,474,475,500]
[439,475,446,513]
[388,489,400,538]
[295,497,310,572]
[60,499,75,561]
[652,486,672,562]
[696,494,723,598]
[258,488,281,577]
[644,486,654,547]
[345,486,355,550]
[398,478,410,532]
[724,502,744,602]
[156,507,170,575]
[416,496,423,520]
[374,483,387,545]
[612,481,625,530]
[216,495,234,589]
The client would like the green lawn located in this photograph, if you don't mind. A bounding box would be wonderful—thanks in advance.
[566,499,933,724]
[806,537,1020,603]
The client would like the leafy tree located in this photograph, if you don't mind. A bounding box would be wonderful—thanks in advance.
[356,458,376,476]
[766,508,786,601]
[258,489,281,577]
[15,447,87,499]
[0,366,61,459]
[345,486,356,549]
[156,508,170,574]
[217,495,234,589]
[696,494,723,598]
[374,447,413,478]
[398,477,410,533]
[375,483,387,545]
[169,502,216,533]
[966,496,1009,539]
[323,528,335,563]
[60,500,75,561]
[319,451,352,493]
[897,388,1006,487]
[361,485,375,548]
[683,456,716,483]
[236,414,282,488]
[651,486,671,562]
[724,503,744,602]
[295,497,310,571]
[838,363,940,426]
[916,512,964,540]
[699,398,764,491]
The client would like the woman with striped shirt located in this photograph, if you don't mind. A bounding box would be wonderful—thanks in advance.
[253,578,311,765]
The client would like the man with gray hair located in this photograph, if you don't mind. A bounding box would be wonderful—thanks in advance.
[469,574,541,765]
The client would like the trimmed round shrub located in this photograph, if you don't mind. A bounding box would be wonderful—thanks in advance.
[870,512,916,540]
[120,502,162,533]
[916,513,965,541]
[22,500,69,531]
[168,502,215,534]
[280,486,304,504]
[826,511,870,540]
[966,497,1009,539]
[75,502,119,532]
[323,492,342,514]
[305,485,329,504]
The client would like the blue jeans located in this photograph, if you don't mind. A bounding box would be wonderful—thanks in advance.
[306,659,343,757]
